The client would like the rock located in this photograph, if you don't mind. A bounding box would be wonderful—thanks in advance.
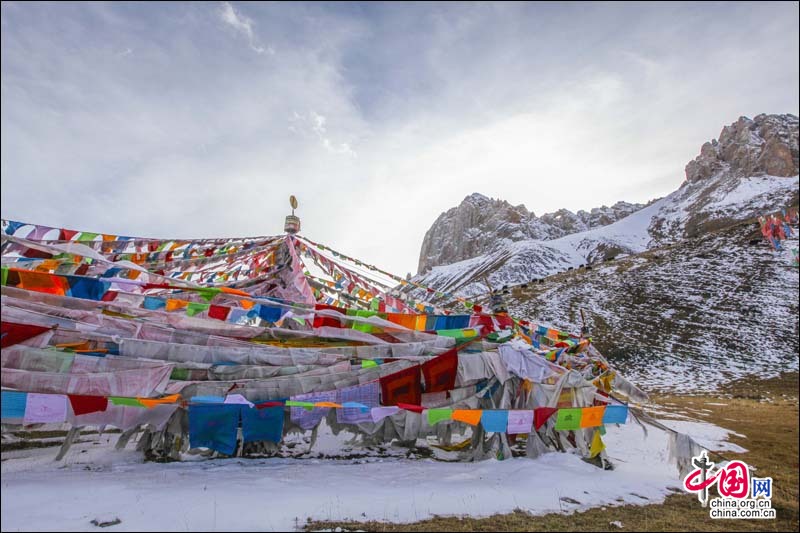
[685,114,798,182]
[90,517,121,528]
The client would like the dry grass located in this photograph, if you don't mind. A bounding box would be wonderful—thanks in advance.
[305,372,799,532]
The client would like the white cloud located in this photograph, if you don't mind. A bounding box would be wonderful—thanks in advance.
[218,1,273,55]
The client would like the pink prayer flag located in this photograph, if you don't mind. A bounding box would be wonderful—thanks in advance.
[506,410,534,434]
[23,393,68,424]
[370,406,400,423]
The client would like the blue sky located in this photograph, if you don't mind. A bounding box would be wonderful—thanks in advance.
[2,1,798,275]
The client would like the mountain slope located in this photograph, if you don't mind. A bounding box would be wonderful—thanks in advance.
[412,114,799,297]
[507,217,800,393]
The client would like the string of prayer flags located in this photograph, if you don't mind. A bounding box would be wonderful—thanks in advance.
[1,391,28,420]
[554,408,582,430]
[370,406,399,422]
[289,391,336,430]
[68,394,109,416]
[109,396,144,407]
[579,406,606,428]
[138,394,181,409]
[589,430,605,458]
[506,410,534,434]
[241,406,284,443]
[452,409,483,426]
[337,382,379,424]
[427,408,453,426]
[186,302,210,317]
[188,404,241,456]
[534,407,558,430]
[379,365,421,406]
[602,405,629,424]
[23,393,67,424]
[1,322,54,348]
[480,410,510,433]
[421,348,458,393]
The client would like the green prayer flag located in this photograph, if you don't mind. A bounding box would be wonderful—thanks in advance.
[427,408,453,425]
[196,287,222,302]
[436,328,468,339]
[554,408,582,430]
[292,317,306,325]
[285,400,314,411]
[77,232,98,241]
[170,368,189,380]
[1,265,7,286]
[361,360,378,368]
[186,302,210,317]
[599,425,606,436]
[109,396,144,407]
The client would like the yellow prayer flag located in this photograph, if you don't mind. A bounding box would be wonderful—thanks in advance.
[589,430,606,458]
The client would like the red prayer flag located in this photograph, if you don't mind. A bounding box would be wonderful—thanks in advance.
[68,394,109,416]
[59,228,79,241]
[534,407,558,430]
[421,348,458,393]
[396,402,424,413]
[208,305,231,321]
[1,322,53,348]
[380,365,421,406]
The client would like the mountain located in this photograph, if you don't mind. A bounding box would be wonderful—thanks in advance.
[412,114,799,298]
[417,194,647,274]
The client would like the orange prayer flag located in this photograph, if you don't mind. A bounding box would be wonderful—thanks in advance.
[56,341,91,351]
[579,406,606,428]
[314,401,342,408]
[452,409,483,426]
[165,299,189,312]
[137,394,181,409]
[17,270,69,295]
[220,287,251,297]
[37,259,62,272]
[240,299,255,310]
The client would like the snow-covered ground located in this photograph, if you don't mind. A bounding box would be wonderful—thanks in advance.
[1,417,744,532]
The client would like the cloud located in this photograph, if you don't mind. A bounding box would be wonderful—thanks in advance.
[218,1,273,55]
[1,1,797,278]
[290,110,357,157]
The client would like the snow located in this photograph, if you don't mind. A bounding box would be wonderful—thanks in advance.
[1,417,745,531]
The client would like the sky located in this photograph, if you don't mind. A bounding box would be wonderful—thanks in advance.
[2,1,798,276]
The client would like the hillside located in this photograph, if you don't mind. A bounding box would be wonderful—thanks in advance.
[508,217,799,392]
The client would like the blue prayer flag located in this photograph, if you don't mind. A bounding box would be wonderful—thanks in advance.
[188,404,241,455]
[481,410,509,433]
[602,405,628,424]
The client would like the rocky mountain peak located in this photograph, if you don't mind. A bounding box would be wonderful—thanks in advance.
[417,193,645,273]
[685,113,799,182]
